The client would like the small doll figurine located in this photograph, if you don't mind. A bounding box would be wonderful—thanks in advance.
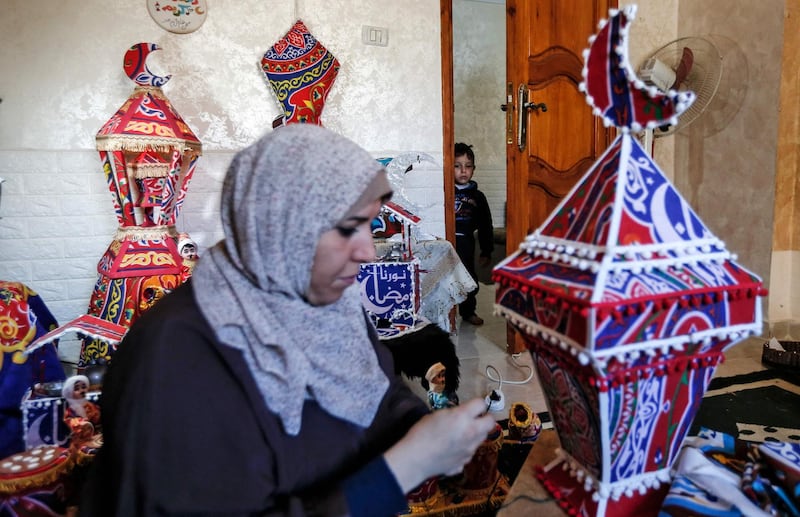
[507,401,542,442]
[177,233,199,280]
[425,362,458,410]
[178,234,198,261]
[62,375,101,447]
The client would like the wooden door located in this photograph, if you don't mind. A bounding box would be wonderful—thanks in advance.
[504,0,615,353]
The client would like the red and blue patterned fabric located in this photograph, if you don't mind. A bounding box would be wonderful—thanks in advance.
[0,445,74,516]
[662,428,800,516]
[0,282,64,459]
[87,43,201,366]
[261,20,340,125]
[493,6,765,516]
[582,6,694,133]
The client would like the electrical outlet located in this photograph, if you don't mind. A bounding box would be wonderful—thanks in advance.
[362,25,389,47]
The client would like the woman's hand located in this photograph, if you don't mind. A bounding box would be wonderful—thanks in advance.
[383,398,497,493]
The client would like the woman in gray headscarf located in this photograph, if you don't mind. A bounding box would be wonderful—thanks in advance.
[81,124,495,517]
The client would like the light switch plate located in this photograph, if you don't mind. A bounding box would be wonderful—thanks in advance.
[362,25,389,47]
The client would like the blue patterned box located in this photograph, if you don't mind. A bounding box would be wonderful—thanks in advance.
[358,261,420,335]
[21,390,100,449]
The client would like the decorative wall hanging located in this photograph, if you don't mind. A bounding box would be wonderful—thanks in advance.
[146,0,208,34]
[358,261,420,338]
[492,6,765,516]
[84,43,202,368]
[260,20,340,125]
[0,281,63,459]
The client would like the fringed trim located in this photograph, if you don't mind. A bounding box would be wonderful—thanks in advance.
[70,442,101,467]
[509,402,535,428]
[518,232,731,275]
[601,352,724,390]
[493,272,591,315]
[96,135,202,154]
[405,477,508,516]
[130,163,171,179]
[506,325,727,391]
[500,302,762,373]
[495,306,592,366]
[408,497,504,516]
[557,450,672,501]
[494,268,766,326]
[457,472,503,500]
[538,454,672,507]
[536,465,584,516]
[0,447,73,495]
[498,297,761,368]
[114,225,177,241]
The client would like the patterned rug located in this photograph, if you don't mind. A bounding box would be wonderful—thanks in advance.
[690,368,800,443]
[497,369,799,486]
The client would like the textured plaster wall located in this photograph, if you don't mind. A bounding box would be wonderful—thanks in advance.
[620,0,678,176]
[672,1,784,330]
[453,0,507,227]
[0,0,444,325]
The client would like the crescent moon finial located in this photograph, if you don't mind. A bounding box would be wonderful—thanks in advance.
[580,5,695,133]
[123,43,171,87]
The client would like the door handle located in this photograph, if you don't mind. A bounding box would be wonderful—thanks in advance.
[503,82,513,145]
[517,84,548,151]
[524,101,547,113]
[517,84,527,151]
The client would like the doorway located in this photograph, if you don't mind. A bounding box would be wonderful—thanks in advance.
[447,0,508,349]
[452,0,508,233]
[441,0,615,353]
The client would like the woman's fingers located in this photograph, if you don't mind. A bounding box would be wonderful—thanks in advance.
[385,398,500,492]
[436,399,497,469]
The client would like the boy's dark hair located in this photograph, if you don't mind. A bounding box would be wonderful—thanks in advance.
[454,142,475,164]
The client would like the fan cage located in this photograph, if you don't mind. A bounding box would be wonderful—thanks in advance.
[646,37,723,137]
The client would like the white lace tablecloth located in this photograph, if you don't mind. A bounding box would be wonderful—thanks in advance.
[375,239,476,333]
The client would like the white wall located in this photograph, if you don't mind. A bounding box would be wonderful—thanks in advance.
[0,1,445,325]
[453,0,507,228]
[621,0,679,175]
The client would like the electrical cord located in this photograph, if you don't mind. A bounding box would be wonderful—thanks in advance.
[486,353,535,386]
[484,353,535,412]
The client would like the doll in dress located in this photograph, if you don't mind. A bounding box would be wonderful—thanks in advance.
[62,375,101,447]
[177,233,199,280]
[425,362,458,410]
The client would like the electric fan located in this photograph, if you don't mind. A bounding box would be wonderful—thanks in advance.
[638,35,747,138]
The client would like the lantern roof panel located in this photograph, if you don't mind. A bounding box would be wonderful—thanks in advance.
[96,87,201,153]
[497,133,761,305]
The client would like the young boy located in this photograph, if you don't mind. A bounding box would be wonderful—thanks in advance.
[454,142,494,326]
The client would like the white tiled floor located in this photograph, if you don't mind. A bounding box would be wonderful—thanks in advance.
[404,285,548,420]
[404,284,768,421]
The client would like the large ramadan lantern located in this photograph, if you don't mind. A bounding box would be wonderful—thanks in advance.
[493,7,765,516]
[82,43,202,366]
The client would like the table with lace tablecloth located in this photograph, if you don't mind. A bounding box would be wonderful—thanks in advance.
[375,239,476,333]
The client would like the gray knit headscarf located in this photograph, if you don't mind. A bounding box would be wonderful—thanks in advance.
[192,124,390,436]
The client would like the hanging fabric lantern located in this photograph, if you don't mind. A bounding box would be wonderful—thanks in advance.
[493,7,764,516]
[261,20,340,125]
[84,43,202,367]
